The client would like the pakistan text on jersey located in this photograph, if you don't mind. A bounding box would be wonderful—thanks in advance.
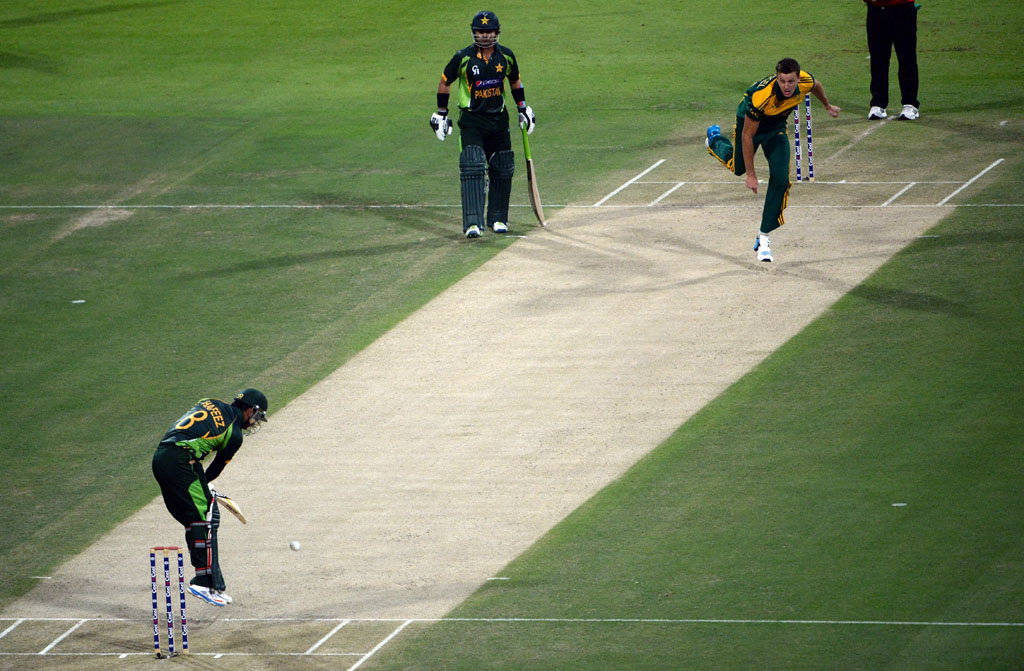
[474,88,502,99]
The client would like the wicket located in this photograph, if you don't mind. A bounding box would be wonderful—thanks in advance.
[150,546,189,658]
[794,93,814,182]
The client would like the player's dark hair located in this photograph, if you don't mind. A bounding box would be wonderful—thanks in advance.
[776,58,801,75]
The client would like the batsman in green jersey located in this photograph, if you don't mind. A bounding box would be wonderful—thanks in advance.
[430,11,536,239]
[706,58,840,262]
[151,388,267,606]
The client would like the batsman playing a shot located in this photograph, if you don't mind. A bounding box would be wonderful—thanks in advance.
[705,58,840,262]
[151,388,267,607]
[430,10,536,239]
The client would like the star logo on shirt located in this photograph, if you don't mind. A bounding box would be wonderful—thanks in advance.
[495,63,503,72]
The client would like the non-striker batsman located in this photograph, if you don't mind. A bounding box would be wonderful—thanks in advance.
[430,11,536,239]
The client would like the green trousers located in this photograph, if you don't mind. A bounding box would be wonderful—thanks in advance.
[707,116,791,234]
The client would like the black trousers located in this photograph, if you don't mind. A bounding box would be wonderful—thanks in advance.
[152,445,214,587]
[867,3,919,109]
[458,108,512,159]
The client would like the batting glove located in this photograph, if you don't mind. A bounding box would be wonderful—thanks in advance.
[430,111,452,141]
[518,105,536,134]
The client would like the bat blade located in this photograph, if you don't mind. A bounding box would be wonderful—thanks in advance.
[215,494,247,524]
[526,158,546,226]
[521,127,546,227]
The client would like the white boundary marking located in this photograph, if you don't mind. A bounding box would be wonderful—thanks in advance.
[348,619,413,671]
[937,159,1005,205]
[593,159,665,206]
[304,618,350,654]
[882,182,917,207]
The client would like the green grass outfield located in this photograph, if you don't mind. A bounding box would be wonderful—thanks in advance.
[2,0,1023,667]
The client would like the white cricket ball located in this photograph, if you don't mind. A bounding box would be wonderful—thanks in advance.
[289,540,301,551]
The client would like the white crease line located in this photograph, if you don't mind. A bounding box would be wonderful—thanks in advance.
[634,180,963,185]
[825,119,889,163]
[0,619,24,639]
[649,182,685,206]
[593,159,665,206]
[937,158,1005,206]
[305,619,350,654]
[348,619,413,671]
[881,182,917,207]
[38,619,87,655]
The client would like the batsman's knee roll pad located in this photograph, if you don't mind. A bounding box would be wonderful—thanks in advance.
[460,145,486,230]
[489,149,515,178]
[460,145,487,177]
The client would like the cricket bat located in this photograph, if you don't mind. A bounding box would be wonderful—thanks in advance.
[521,126,546,226]
[214,493,247,524]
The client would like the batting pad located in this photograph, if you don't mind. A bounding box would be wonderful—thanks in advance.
[460,145,487,232]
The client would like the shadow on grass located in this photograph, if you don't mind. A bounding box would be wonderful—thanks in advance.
[0,1,182,28]
[0,49,58,73]
[846,283,978,319]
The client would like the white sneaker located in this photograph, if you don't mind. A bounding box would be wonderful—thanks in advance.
[897,104,919,120]
[868,106,887,120]
[754,234,773,263]
[188,584,227,606]
[490,222,508,233]
[213,590,232,604]
[465,225,481,239]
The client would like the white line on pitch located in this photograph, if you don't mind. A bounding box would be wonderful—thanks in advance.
[825,119,889,163]
[634,180,964,185]
[649,182,685,206]
[937,158,1005,206]
[0,619,24,639]
[38,619,87,654]
[348,619,413,671]
[593,159,665,206]
[881,182,917,207]
[305,619,350,654]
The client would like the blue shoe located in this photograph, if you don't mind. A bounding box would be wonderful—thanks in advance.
[706,124,721,144]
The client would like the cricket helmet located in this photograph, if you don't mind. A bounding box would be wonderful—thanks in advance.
[471,11,500,48]
[233,388,268,432]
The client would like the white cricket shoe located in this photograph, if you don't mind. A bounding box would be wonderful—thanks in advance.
[465,225,481,239]
[188,584,227,606]
[898,104,919,120]
[868,106,887,120]
[754,234,773,263]
[213,590,232,604]
[490,222,508,233]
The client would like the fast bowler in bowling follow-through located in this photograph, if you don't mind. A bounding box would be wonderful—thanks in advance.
[705,57,840,263]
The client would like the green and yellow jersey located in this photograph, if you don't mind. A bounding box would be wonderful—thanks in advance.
[442,44,520,114]
[159,398,244,480]
[737,70,815,129]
